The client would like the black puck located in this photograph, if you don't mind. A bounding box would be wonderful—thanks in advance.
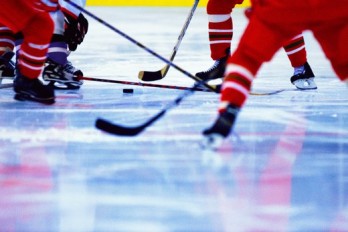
[123,88,134,93]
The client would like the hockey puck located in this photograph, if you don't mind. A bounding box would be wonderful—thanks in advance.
[123,88,134,93]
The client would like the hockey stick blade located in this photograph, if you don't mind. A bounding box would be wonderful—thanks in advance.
[96,110,165,136]
[138,0,199,82]
[138,68,166,82]
[95,81,199,136]
[96,118,142,136]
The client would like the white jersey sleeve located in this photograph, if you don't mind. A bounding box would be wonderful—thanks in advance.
[59,0,86,18]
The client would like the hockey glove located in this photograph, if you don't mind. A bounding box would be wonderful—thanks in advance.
[64,13,89,51]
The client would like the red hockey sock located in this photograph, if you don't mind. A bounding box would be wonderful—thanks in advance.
[283,35,307,68]
[0,25,15,55]
[17,12,54,79]
[208,17,233,60]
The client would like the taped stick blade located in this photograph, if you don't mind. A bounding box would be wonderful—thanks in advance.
[138,70,163,81]
[138,66,169,82]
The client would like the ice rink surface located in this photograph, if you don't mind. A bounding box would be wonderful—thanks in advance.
[0,6,347,232]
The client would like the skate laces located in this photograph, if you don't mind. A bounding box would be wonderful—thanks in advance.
[63,61,77,75]
[203,59,221,74]
[63,61,83,85]
[293,65,305,76]
[64,61,83,79]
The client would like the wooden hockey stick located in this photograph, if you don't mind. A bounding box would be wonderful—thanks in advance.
[138,0,199,82]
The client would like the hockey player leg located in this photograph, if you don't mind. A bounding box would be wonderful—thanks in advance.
[201,104,239,150]
[283,35,317,90]
[196,0,234,81]
[45,10,84,90]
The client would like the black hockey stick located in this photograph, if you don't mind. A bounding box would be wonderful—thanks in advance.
[94,81,285,136]
[64,0,218,93]
[138,0,199,82]
[95,81,204,136]
[81,76,215,92]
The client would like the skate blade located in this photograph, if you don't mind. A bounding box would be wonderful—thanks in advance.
[0,83,13,89]
[200,133,224,151]
[0,76,14,85]
[49,81,81,90]
[293,77,317,90]
[14,93,55,105]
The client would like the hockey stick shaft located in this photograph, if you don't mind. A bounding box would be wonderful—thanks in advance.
[82,76,283,95]
[63,0,218,93]
[81,76,212,92]
[138,0,199,81]
[164,0,199,76]
[83,75,284,95]
[95,81,202,136]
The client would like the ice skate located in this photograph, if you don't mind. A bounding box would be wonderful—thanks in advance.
[196,49,230,81]
[290,62,317,90]
[0,50,15,84]
[43,59,83,89]
[201,104,239,150]
[14,73,55,104]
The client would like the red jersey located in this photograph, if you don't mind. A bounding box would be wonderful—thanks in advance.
[34,0,59,12]
[0,0,56,33]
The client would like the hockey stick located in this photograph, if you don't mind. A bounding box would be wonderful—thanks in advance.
[138,0,199,82]
[82,76,285,95]
[63,0,218,93]
[95,81,202,136]
[81,76,213,92]
[94,80,285,136]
